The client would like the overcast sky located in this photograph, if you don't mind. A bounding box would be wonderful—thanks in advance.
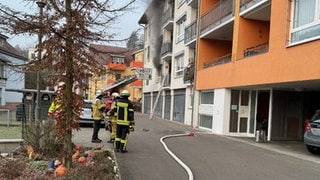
[0,0,148,48]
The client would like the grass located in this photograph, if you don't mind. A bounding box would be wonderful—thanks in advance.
[0,121,22,139]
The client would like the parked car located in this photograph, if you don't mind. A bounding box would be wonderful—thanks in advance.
[304,110,320,154]
[79,100,106,126]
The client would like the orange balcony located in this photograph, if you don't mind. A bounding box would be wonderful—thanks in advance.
[108,62,126,70]
[130,61,143,68]
[130,80,143,87]
[107,79,115,84]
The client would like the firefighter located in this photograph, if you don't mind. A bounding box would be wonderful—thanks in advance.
[114,90,135,153]
[106,92,120,143]
[48,82,65,120]
[91,96,106,143]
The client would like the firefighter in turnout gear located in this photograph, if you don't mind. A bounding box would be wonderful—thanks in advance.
[91,96,106,143]
[106,92,120,143]
[114,90,135,153]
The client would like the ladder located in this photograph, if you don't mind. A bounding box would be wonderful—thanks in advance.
[149,74,167,119]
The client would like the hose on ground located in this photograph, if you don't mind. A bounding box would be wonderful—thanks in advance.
[160,131,195,180]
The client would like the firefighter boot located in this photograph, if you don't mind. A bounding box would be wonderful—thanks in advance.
[119,143,128,153]
[115,141,120,152]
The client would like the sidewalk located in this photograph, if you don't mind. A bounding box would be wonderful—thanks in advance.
[225,136,320,164]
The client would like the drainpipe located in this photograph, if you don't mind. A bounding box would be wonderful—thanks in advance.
[190,0,201,128]
[267,88,273,141]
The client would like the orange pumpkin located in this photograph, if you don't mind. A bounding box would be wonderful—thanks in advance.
[74,144,81,150]
[78,156,87,163]
[72,150,80,160]
[54,164,67,177]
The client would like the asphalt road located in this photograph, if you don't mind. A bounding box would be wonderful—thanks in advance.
[115,113,320,180]
[72,113,320,180]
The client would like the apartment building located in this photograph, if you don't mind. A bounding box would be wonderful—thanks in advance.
[88,44,142,102]
[0,34,27,107]
[196,0,320,141]
[139,0,198,124]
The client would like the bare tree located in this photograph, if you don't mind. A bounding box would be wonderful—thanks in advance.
[0,0,137,168]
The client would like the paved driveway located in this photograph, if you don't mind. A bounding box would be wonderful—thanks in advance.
[72,113,320,180]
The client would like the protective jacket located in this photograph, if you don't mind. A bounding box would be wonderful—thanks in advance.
[92,99,106,120]
[116,98,134,126]
[48,97,62,116]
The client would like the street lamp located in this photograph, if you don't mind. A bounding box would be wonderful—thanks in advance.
[35,0,46,122]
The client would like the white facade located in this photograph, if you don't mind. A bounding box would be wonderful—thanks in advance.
[140,0,198,126]
[0,35,26,106]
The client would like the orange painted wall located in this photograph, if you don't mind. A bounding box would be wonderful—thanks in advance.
[196,0,320,90]
[237,18,270,59]
[200,0,219,16]
[197,39,232,70]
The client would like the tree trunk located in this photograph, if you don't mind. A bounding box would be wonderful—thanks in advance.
[64,0,74,169]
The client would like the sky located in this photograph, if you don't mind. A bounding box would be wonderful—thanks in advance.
[0,0,149,48]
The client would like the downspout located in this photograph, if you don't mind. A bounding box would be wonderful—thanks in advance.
[191,0,201,128]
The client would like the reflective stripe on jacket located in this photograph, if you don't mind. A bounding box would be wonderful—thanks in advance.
[116,99,134,126]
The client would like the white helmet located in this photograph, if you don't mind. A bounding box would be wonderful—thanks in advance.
[112,92,120,97]
[120,90,130,97]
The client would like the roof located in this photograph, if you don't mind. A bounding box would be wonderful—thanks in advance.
[138,0,164,25]
[0,34,27,61]
[89,44,136,66]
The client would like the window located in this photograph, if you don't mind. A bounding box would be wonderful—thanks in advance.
[178,0,187,7]
[291,0,320,43]
[200,91,214,104]
[115,73,121,80]
[176,15,186,43]
[0,62,5,79]
[199,115,213,129]
[112,56,125,64]
[175,54,184,76]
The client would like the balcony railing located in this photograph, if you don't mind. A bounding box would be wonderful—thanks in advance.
[162,8,173,26]
[200,0,234,34]
[240,0,264,12]
[186,0,198,8]
[161,42,173,57]
[108,62,126,70]
[243,42,269,58]
[203,54,232,69]
[185,20,197,45]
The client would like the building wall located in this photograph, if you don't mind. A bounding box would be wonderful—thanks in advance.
[197,1,320,90]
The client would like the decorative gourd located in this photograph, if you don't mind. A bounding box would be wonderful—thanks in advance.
[54,164,67,177]
[78,156,87,163]
[74,144,81,150]
[72,150,80,160]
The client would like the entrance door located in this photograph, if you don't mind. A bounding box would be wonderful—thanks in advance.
[256,91,270,135]
[229,90,250,133]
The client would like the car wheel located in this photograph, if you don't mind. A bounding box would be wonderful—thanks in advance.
[306,145,320,154]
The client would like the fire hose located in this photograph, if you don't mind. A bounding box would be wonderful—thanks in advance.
[160,131,195,180]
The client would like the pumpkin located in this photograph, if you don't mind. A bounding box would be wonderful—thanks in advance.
[72,150,80,160]
[54,164,67,177]
[78,156,87,163]
[74,144,81,150]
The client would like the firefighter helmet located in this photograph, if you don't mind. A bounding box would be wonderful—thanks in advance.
[120,90,130,97]
[112,92,120,98]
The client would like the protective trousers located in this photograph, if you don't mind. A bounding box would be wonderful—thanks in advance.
[115,124,129,152]
[92,120,101,140]
[110,116,117,141]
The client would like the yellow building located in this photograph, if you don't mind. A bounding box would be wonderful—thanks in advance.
[88,44,143,106]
